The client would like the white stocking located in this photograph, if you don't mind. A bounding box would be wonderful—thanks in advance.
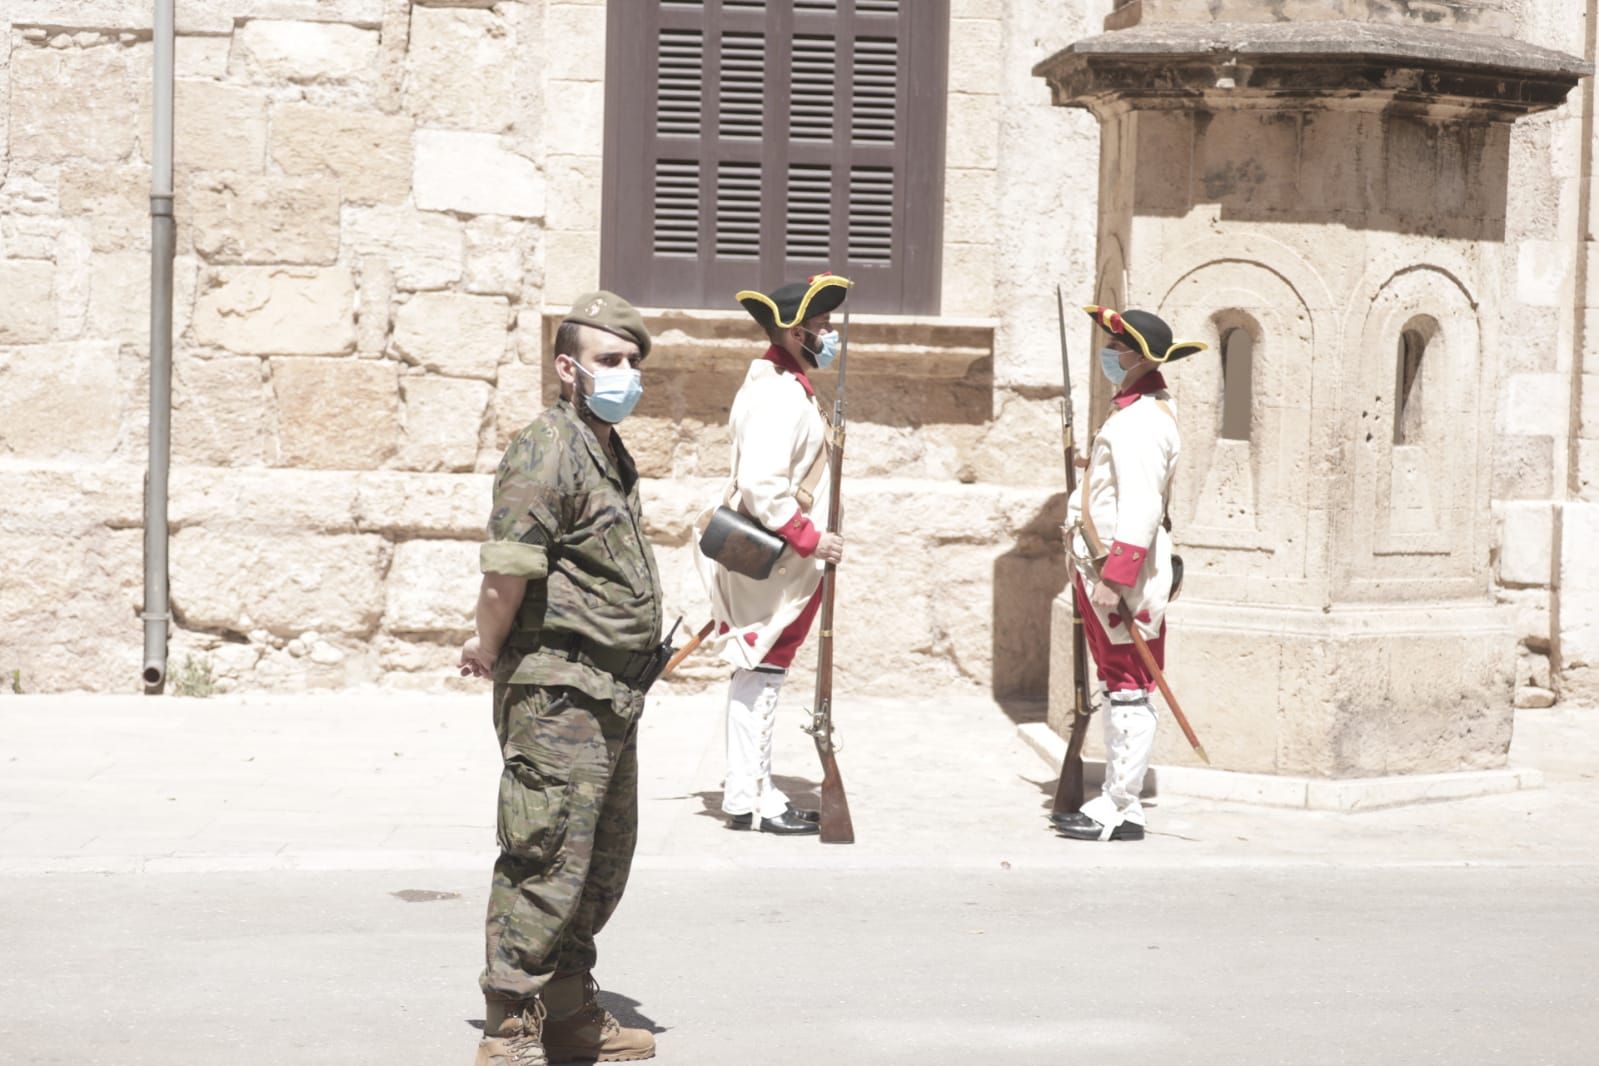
[722,667,791,820]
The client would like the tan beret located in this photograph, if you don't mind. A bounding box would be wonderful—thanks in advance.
[563,290,651,358]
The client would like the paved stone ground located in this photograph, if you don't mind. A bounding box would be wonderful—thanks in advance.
[2,686,1597,1064]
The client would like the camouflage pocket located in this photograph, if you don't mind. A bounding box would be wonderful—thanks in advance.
[495,690,578,865]
[497,749,571,865]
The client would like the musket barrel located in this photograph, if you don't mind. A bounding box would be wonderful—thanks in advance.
[1051,283,1097,815]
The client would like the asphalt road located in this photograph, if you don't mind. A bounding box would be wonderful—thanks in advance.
[3,864,1596,1065]
[4,691,1598,1065]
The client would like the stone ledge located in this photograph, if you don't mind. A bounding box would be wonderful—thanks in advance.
[1019,722,1543,811]
[1050,21,1589,76]
[1036,20,1590,119]
[539,308,997,381]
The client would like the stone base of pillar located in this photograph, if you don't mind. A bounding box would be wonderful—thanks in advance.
[1048,593,1516,777]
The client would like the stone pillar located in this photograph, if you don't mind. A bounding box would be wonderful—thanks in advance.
[1036,15,1588,775]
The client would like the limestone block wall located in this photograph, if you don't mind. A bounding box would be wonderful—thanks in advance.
[1489,1,1599,704]
[0,0,1112,699]
[0,0,549,694]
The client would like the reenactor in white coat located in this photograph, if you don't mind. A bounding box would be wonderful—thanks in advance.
[694,274,851,836]
[1053,306,1207,843]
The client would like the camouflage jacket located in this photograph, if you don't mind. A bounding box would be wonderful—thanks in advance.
[481,399,663,696]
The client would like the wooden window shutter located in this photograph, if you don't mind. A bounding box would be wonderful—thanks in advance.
[601,0,948,314]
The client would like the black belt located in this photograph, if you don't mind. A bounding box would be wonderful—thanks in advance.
[541,633,657,686]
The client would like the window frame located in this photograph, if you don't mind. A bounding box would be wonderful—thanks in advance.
[599,0,949,314]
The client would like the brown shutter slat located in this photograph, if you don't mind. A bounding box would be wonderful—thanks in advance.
[785,164,832,260]
[715,161,762,258]
[848,165,893,264]
[718,32,765,139]
[656,28,703,136]
[791,35,835,142]
[652,160,701,256]
[851,35,897,145]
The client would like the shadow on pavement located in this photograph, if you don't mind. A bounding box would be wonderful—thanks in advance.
[690,773,821,824]
[597,990,667,1034]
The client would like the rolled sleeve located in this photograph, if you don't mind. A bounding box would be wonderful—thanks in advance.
[485,424,562,579]
[480,540,549,579]
[774,509,822,557]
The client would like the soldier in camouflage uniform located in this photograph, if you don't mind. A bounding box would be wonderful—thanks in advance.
[459,291,661,1065]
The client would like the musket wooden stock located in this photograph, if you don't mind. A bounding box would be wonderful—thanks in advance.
[662,620,715,678]
[811,307,855,845]
[812,501,854,844]
[658,620,716,680]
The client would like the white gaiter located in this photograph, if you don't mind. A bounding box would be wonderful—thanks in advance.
[1081,689,1158,832]
[722,667,791,819]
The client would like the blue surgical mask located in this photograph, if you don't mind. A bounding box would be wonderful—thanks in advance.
[1099,346,1128,388]
[808,329,840,370]
[574,362,643,423]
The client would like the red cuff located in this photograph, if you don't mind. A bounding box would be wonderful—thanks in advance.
[775,510,821,557]
[1100,539,1149,587]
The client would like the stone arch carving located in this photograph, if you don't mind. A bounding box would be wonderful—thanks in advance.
[1149,232,1338,326]
[1154,256,1318,603]
[1341,263,1489,594]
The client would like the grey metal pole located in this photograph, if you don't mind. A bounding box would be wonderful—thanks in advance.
[142,0,175,692]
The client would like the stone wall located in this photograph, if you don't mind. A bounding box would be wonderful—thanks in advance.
[0,0,1111,698]
[6,0,1589,718]
[1488,1,1599,705]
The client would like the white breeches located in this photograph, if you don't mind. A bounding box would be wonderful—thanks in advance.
[1080,691,1158,832]
[722,667,791,818]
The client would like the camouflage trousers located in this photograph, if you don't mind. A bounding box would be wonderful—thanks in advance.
[480,681,643,1003]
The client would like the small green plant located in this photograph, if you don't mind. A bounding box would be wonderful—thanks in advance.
[172,655,216,698]
[8,669,19,695]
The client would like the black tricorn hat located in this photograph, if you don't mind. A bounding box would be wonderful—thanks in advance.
[737,273,853,333]
[1084,305,1207,364]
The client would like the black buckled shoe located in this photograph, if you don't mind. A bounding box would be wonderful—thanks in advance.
[728,808,821,835]
[788,804,820,823]
[1050,811,1144,841]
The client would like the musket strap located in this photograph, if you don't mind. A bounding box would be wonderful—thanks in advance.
[794,398,831,514]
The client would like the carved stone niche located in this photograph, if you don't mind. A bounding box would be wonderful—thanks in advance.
[1036,22,1588,776]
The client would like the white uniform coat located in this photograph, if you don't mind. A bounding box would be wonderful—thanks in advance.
[1064,388,1180,642]
[695,357,831,669]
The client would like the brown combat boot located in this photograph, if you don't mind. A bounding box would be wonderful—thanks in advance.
[476,998,548,1066]
[540,972,656,1063]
